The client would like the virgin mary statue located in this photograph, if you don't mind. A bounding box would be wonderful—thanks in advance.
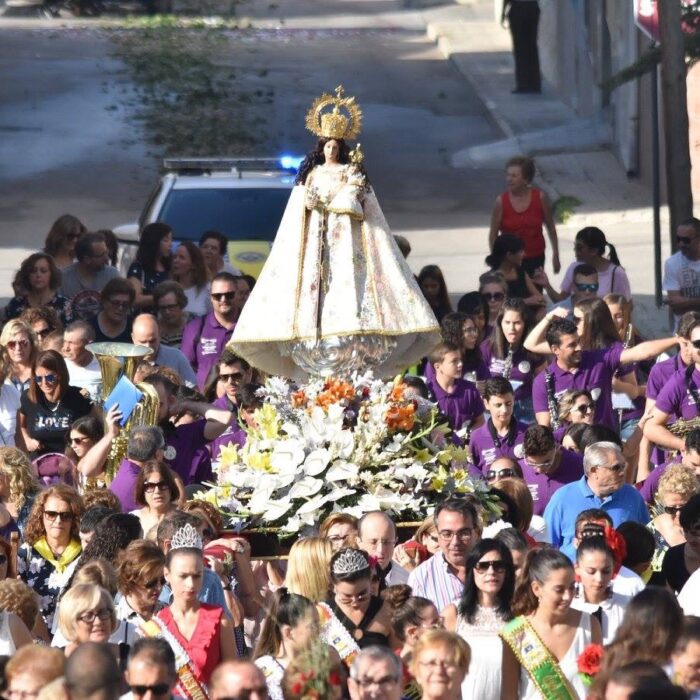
[229,86,440,380]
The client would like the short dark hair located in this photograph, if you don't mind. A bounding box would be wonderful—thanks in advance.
[75,232,106,262]
[219,350,250,372]
[686,429,700,455]
[401,375,429,399]
[65,641,121,700]
[545,318,578,347]
[211,271,239,287]
[609,662,671,693]
[483,378,514,400]
[573,263,598,279]
[156,511,201,546]
[617,521,654,570]
[429,341,461,366]
[580,424,622,451]
[680,217,700,236]
[100,277,135,305]
[126,426,165,462]
[144,373,178,397]
[676,616,700,652]
[680,494,700,532]
[199,230,228,255]
[523,425,555,456]
[153,281,187,310]
[434,497,479,529]
[79,506,115,535]
[574,508,612,533]
[495,526,528,553]
[506,155,535,182]
[129,637,176,675]
[235,383,263,412]
[679,311,700,339]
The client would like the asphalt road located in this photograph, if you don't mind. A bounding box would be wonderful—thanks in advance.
[0,1,504,299]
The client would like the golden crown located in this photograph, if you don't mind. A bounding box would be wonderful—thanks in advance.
[305,85,363,141]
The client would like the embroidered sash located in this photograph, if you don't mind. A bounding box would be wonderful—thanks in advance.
[500,616,578,700]
[317,602,360,668]
[141,617,209,700]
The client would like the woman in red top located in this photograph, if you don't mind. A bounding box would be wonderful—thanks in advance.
[489,155,560,277]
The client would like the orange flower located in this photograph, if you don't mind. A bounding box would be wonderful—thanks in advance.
[291,390,307,408]
[386,403,416,432]
[390,382,405,402]
[315,378,356,407]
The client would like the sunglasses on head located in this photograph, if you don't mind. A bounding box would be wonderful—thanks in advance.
[482,292,505,302]
[35,374,57,385]
[474,560,506,573]
[485,468,516,481]
[129,684,171,697]
[211,292,236,302]
[575,282,599,292]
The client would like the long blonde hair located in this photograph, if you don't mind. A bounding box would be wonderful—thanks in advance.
[285,537,334,603]
[0,447,40,510]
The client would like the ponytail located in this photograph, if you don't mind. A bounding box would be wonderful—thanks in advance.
[511,547,573,617]
[606,242,621,267]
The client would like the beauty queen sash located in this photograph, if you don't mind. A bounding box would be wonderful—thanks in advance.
[500,616,578,700]
[317,602,360,668]
[141,617,209,700]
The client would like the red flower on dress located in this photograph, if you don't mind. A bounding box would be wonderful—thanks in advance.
[577,643,604,676]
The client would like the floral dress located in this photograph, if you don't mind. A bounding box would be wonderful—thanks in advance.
[4,294,73,326]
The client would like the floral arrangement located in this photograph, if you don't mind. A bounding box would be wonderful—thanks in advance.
[285,642,343,700]
[196,373,500,535]
[577,643,604,688]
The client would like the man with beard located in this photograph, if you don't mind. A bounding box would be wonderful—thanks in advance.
[527,310,677,430]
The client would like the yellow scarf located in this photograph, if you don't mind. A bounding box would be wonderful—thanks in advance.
[33,537,82,573]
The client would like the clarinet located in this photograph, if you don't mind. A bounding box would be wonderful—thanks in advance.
[503,346,514,380]
[545,371,560,430]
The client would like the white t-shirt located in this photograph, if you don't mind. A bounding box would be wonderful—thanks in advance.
[560,261,632,300]
[678,567,700,616]
[184,285,212,317]
[611,565,645,598]
[663,251,700,326]
[65,356,102,402]
[0,380,20,447]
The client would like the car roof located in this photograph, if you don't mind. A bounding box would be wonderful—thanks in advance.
[169,174,294,190]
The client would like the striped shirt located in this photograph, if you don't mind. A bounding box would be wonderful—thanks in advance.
[407,550,464,612]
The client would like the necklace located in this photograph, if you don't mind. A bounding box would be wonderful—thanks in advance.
[46,397,62,413]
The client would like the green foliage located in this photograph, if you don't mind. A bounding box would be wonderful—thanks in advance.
[552,195,581,224]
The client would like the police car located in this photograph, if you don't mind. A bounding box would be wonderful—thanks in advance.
[114,157,301,278]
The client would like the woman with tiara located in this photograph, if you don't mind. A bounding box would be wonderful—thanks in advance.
[141,522,237,697]
[229,86,440,380]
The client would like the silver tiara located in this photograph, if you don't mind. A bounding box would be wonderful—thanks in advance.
[332,549,369,576]
[170,524,203,551]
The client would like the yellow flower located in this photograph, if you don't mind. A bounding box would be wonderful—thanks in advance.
[248,451,273,472]
[414,448,432,464]
[218,444,240,469]
[430,467,448,492]
[436,450,453,466]
[257,404,280,440]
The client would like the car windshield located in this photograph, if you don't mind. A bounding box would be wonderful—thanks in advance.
[157,187,290,241]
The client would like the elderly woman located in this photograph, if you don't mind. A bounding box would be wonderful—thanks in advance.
[57,583,119,657]
[5,253,72,326]
[19,307,63,351]
[18,485,84,633]
[410,629,470,700]
[648,464,700,582]
[131,462,179,538]
[1,319,38,393]
[5,644,66,699]
[0,446,40,538]
[19,349,94,459]
[153,281,191,348]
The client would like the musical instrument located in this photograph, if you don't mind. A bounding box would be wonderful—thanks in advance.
[86,342,161,482]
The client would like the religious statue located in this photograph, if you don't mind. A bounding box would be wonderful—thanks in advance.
[229,86,440,379]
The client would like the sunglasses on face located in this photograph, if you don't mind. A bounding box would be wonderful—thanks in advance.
[211,292,236,302]
[35,374,57,385]
[691,340,700,350]
[474,559,506,573]
[69,435,90,445]
[575,282,599,292]
[595,462,625,474]
[144,481,169,493]
[664,505,686,517]
[678,235,694,245]
[482,292,505,302]
[129,684,171,698]
[573,403,594,415]
[35,326,54,339]
[43,510,73,522]
[6,339,29,350]
[485,468,516,481]
[219,372,244,383]
[144,576,166,590]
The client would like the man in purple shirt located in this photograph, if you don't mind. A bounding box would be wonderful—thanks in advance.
[518,424,583,515]
[109,425,166,512]
[143,374,232,485]
[527,311,677,430]
[470,378,526,472]
[181,272,240,390]
[640,429,700,502]
[425,342,484,435]
[646,316,700,454]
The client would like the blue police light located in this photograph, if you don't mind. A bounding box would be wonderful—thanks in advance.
[279,155,304,170]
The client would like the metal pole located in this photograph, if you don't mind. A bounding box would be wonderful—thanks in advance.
[652,61,662,307]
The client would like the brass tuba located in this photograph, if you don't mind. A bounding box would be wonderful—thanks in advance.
[86,342,161,482]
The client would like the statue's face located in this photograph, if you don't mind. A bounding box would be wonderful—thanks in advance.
[323,140,340,164]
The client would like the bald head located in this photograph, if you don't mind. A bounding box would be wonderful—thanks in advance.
[357,511,397,568]
[65,642,121,700]
[210,661,268,700]
[132,314,160,358]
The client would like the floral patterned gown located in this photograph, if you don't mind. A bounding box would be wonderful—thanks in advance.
[230,163,440,379]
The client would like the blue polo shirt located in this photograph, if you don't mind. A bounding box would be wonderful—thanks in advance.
[544,475,649,560]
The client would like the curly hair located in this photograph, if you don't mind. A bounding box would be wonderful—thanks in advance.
[295,137,355,185]
[19,306,63,335]
[117,539,165,597]
[24,485,83,546]
[0,446,40,511]
[656,464,700,504]
[81,488,121,513]
[16,253,62,294]
[72,559,119,598]
[182,499,224,535]
[75,513,141,569]
[0,579,39,630]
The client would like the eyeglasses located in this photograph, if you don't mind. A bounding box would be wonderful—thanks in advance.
[219,372,244,383]
[485,468,516,481]
[34,326,54,339]
[70,435,90,445]
[211,292,236,302]
[43,510,73,522]
[107,299,131,309]
[335,590,370,604]
[664,505,686,517]
[438,528,474,542]
[77,607,112,624]
[575,282,599,292]
[678,235,694,245]
[328,534,351,543]
[157,303,181,312]
[595,462,625,474]
[35,374,57,385]
[6,339,29,350]
[144,576,166,590]
[525,454,555,470]
[573,403,594,415]
[129,684,171,698]
[354,676,399,689]
[144,481,169,493]
[474,559,506,573]
[481,292,505,302]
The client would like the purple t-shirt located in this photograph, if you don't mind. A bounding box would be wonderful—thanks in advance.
[655,367,700,420]
[109,458,141,512]
[164,420,213,485]
[181,312,236,390]
[480,341,539,401]
[209,396,245,461]
[519,449,584,516]
[647,356,687,467]
[532,343,624,430]
[639,455,683,503]
[427,377,484,432]
[424,355,489,385]
[470,420,526,473]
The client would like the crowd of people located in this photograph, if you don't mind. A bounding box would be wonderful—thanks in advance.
[0,153,700,700]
